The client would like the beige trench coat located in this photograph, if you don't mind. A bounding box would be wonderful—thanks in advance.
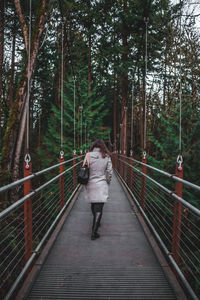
[84,147,113,203]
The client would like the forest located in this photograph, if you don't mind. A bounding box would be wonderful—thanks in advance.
[0,0,200,202]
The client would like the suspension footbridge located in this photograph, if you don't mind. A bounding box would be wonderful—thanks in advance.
[0,154,200,300]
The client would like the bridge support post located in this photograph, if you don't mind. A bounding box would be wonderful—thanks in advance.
[114,151,117,169]
[141,153,147,211]
[59,152,65,210]
[129,150,133,190]
[123,151,126,180]
[172,163,183,264]
[24,162,32,263]
[116,151,119,173]
[119,150,123,177]
[73,151,77,190]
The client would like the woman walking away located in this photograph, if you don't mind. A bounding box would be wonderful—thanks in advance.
[84,139,112,240]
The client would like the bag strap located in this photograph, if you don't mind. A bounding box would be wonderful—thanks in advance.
[83,152,90,167]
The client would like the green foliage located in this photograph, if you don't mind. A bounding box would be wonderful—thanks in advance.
[39,69,110,168]
[148,96,200,207]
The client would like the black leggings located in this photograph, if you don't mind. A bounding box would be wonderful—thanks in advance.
[91,203,104,214]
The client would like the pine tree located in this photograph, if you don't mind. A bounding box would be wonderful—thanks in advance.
[39,69,110,169]
[148,97,200,207]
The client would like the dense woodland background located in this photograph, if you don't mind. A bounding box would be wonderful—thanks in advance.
[0,0,200,205]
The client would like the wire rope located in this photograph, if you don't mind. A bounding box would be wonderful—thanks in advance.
[79,106,83,150]
[131,77,134,151]
[143,17,148,152]
[179,0,182,154]
[26,0,31,153]
[74,77,76,151]
[24,0,32,169]
[60,21,64,152]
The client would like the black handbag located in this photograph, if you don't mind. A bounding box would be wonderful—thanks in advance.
[78,153,90,185]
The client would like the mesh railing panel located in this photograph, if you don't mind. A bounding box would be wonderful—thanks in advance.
[0,156,83,299]
[113,154,200,299]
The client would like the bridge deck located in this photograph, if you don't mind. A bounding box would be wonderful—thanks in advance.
[23,174,180,299]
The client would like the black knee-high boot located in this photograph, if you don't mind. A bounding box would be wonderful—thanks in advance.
[91,212,101,240]
[91,204,95,229]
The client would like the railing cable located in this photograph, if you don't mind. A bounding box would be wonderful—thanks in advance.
[143,17,149,152]
[60,21,64,153]
[24,0,32,169]
[179,0,182,154]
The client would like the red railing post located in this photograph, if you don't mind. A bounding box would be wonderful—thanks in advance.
[129,150,133,190]
[113,151,116,169]
[73,150,77,190]
[119,150,122,177]
[172,156,183,264]
[59,152,64,210]
[141,152,147,211]
[116,150,118,172]
[24,159,32,263]
[123,150,126,181]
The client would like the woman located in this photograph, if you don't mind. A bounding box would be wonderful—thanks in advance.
[84,139,112,240]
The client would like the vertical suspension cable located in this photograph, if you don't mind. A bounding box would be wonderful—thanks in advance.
[79,106,83,150]
[143,17,148,152]
[179,1,182,153]
[24,0,32,168]
[60,22,64,152]
[84,122,87,151]
[177,0,183,170]
[26,0,32,153]
[131,80,134,151]
[73,78,76,150]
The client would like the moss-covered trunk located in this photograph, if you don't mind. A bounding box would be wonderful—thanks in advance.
[0,0,48,191]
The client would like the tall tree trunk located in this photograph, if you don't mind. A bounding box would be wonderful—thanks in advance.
[87,0,92,94]
[0,0,4,136]
[88,34,92,94]
[9,27,16,108]
[121,0,128,153]
[0,0,48,186]
[138,77,143,150]
[54,30,61,106]
[163,50,167,110]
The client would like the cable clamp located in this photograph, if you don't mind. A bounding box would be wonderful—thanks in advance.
[24,153,31,170]
[177,154,183,171]
[60,150,64,159]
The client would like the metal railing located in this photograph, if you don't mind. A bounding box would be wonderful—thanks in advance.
[0,154,83,300]
[113,153,200,300]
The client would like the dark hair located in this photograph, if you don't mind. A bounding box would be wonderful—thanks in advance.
[89,139,110,158]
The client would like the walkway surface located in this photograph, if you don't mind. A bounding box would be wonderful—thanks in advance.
[25,174,177,299]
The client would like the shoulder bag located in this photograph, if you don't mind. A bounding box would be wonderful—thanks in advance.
[77,153,90,185]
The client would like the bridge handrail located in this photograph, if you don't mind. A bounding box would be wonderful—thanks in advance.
[118,158,200,217]
[118,155,200,192]
[3,184,80,300]
[0,155,84,194]
[115,167,199,300]
[0,160,82,220]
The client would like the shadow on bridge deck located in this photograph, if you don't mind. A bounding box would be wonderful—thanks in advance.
[17,173,186,300]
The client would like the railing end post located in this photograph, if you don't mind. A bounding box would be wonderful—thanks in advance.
[172,156,183,264]
[59,152,65,210]
[24,159,32,263]
[73,150,77,190]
